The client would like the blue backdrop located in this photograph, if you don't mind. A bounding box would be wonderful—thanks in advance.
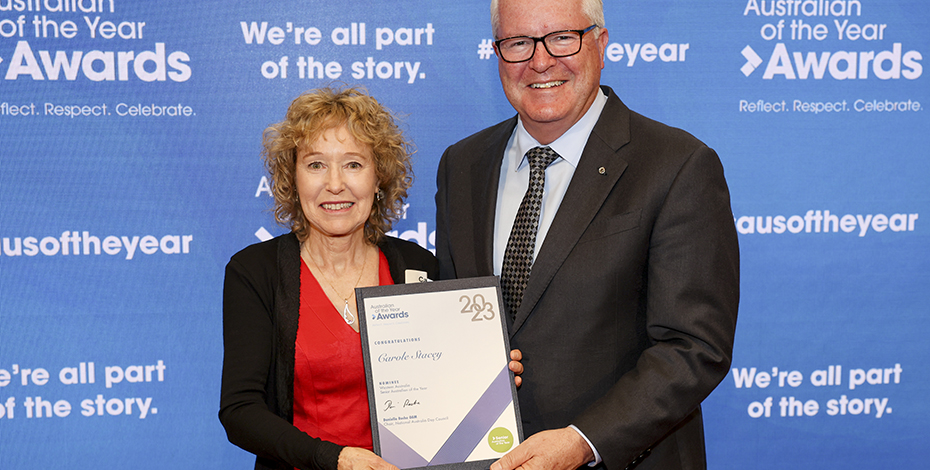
[1,1,927,468]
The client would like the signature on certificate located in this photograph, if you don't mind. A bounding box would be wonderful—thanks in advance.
[384,399,421,411]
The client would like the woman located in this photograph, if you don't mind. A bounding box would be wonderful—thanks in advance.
[219,87,521,470]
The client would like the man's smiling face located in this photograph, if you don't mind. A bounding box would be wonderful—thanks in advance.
[495,0,608,144]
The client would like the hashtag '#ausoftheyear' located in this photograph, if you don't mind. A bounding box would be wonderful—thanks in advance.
[477,39,494,60]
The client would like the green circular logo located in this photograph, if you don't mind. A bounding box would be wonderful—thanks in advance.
[487,427,514,453]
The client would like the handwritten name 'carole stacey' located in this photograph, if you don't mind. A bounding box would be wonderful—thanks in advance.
[378,350,443,362]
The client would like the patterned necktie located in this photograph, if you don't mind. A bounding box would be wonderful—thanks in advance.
[501,146,560,319]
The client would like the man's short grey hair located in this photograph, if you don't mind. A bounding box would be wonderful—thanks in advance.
[490,0,605,38]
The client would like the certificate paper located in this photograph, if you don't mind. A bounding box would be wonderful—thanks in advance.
[357,277,523,469]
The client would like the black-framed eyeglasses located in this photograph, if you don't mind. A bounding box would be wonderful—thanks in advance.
[494,25,598,63]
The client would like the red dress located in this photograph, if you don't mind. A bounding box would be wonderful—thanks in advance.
[292,252,392,450]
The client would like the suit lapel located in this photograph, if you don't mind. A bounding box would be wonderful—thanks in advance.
[511,89,632,334]
[467,118,517,277]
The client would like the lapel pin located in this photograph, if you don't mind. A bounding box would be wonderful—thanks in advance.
[598,166,606,175]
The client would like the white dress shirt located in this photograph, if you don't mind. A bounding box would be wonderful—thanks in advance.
[493,88,609,275]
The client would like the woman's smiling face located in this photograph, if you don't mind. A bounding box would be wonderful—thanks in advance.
[296,125,378,241]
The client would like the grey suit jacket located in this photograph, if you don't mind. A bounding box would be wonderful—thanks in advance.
[435,87,739,470]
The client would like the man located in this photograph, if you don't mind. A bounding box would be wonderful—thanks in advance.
[434,0,739,469]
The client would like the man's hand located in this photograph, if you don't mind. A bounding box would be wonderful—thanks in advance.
[490,427,595,470]
[509,349,524,387]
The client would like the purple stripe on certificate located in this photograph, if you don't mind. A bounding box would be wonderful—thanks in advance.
[429,365,512,464]
[379,423,430,467]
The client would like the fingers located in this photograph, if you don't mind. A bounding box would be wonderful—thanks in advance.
[509,361,522,387]
[490,442,530,470]
[509,349,524,388]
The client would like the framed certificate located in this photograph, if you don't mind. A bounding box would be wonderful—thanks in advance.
[356,276,523,469]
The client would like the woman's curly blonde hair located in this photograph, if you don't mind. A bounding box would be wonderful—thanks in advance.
[262,86,414,245]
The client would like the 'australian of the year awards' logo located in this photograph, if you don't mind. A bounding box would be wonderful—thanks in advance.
[739,0,922,80]
[371,311,409,321]
[0,3,192,82]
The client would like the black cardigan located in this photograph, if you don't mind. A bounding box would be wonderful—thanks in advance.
[219,233,439,470]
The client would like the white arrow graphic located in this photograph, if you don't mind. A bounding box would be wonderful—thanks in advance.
[255,226,273,242]
[741,45,763,77]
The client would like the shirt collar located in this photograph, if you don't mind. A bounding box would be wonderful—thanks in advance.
[510,87,608,171]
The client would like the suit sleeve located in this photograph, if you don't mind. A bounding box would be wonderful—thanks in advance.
[219,252,342,470]
[573,145,740,468]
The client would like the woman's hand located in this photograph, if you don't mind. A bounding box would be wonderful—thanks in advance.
[337,447,399,470]
[509,349,524,388]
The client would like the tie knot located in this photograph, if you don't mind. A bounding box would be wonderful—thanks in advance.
[526,146,559,171]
